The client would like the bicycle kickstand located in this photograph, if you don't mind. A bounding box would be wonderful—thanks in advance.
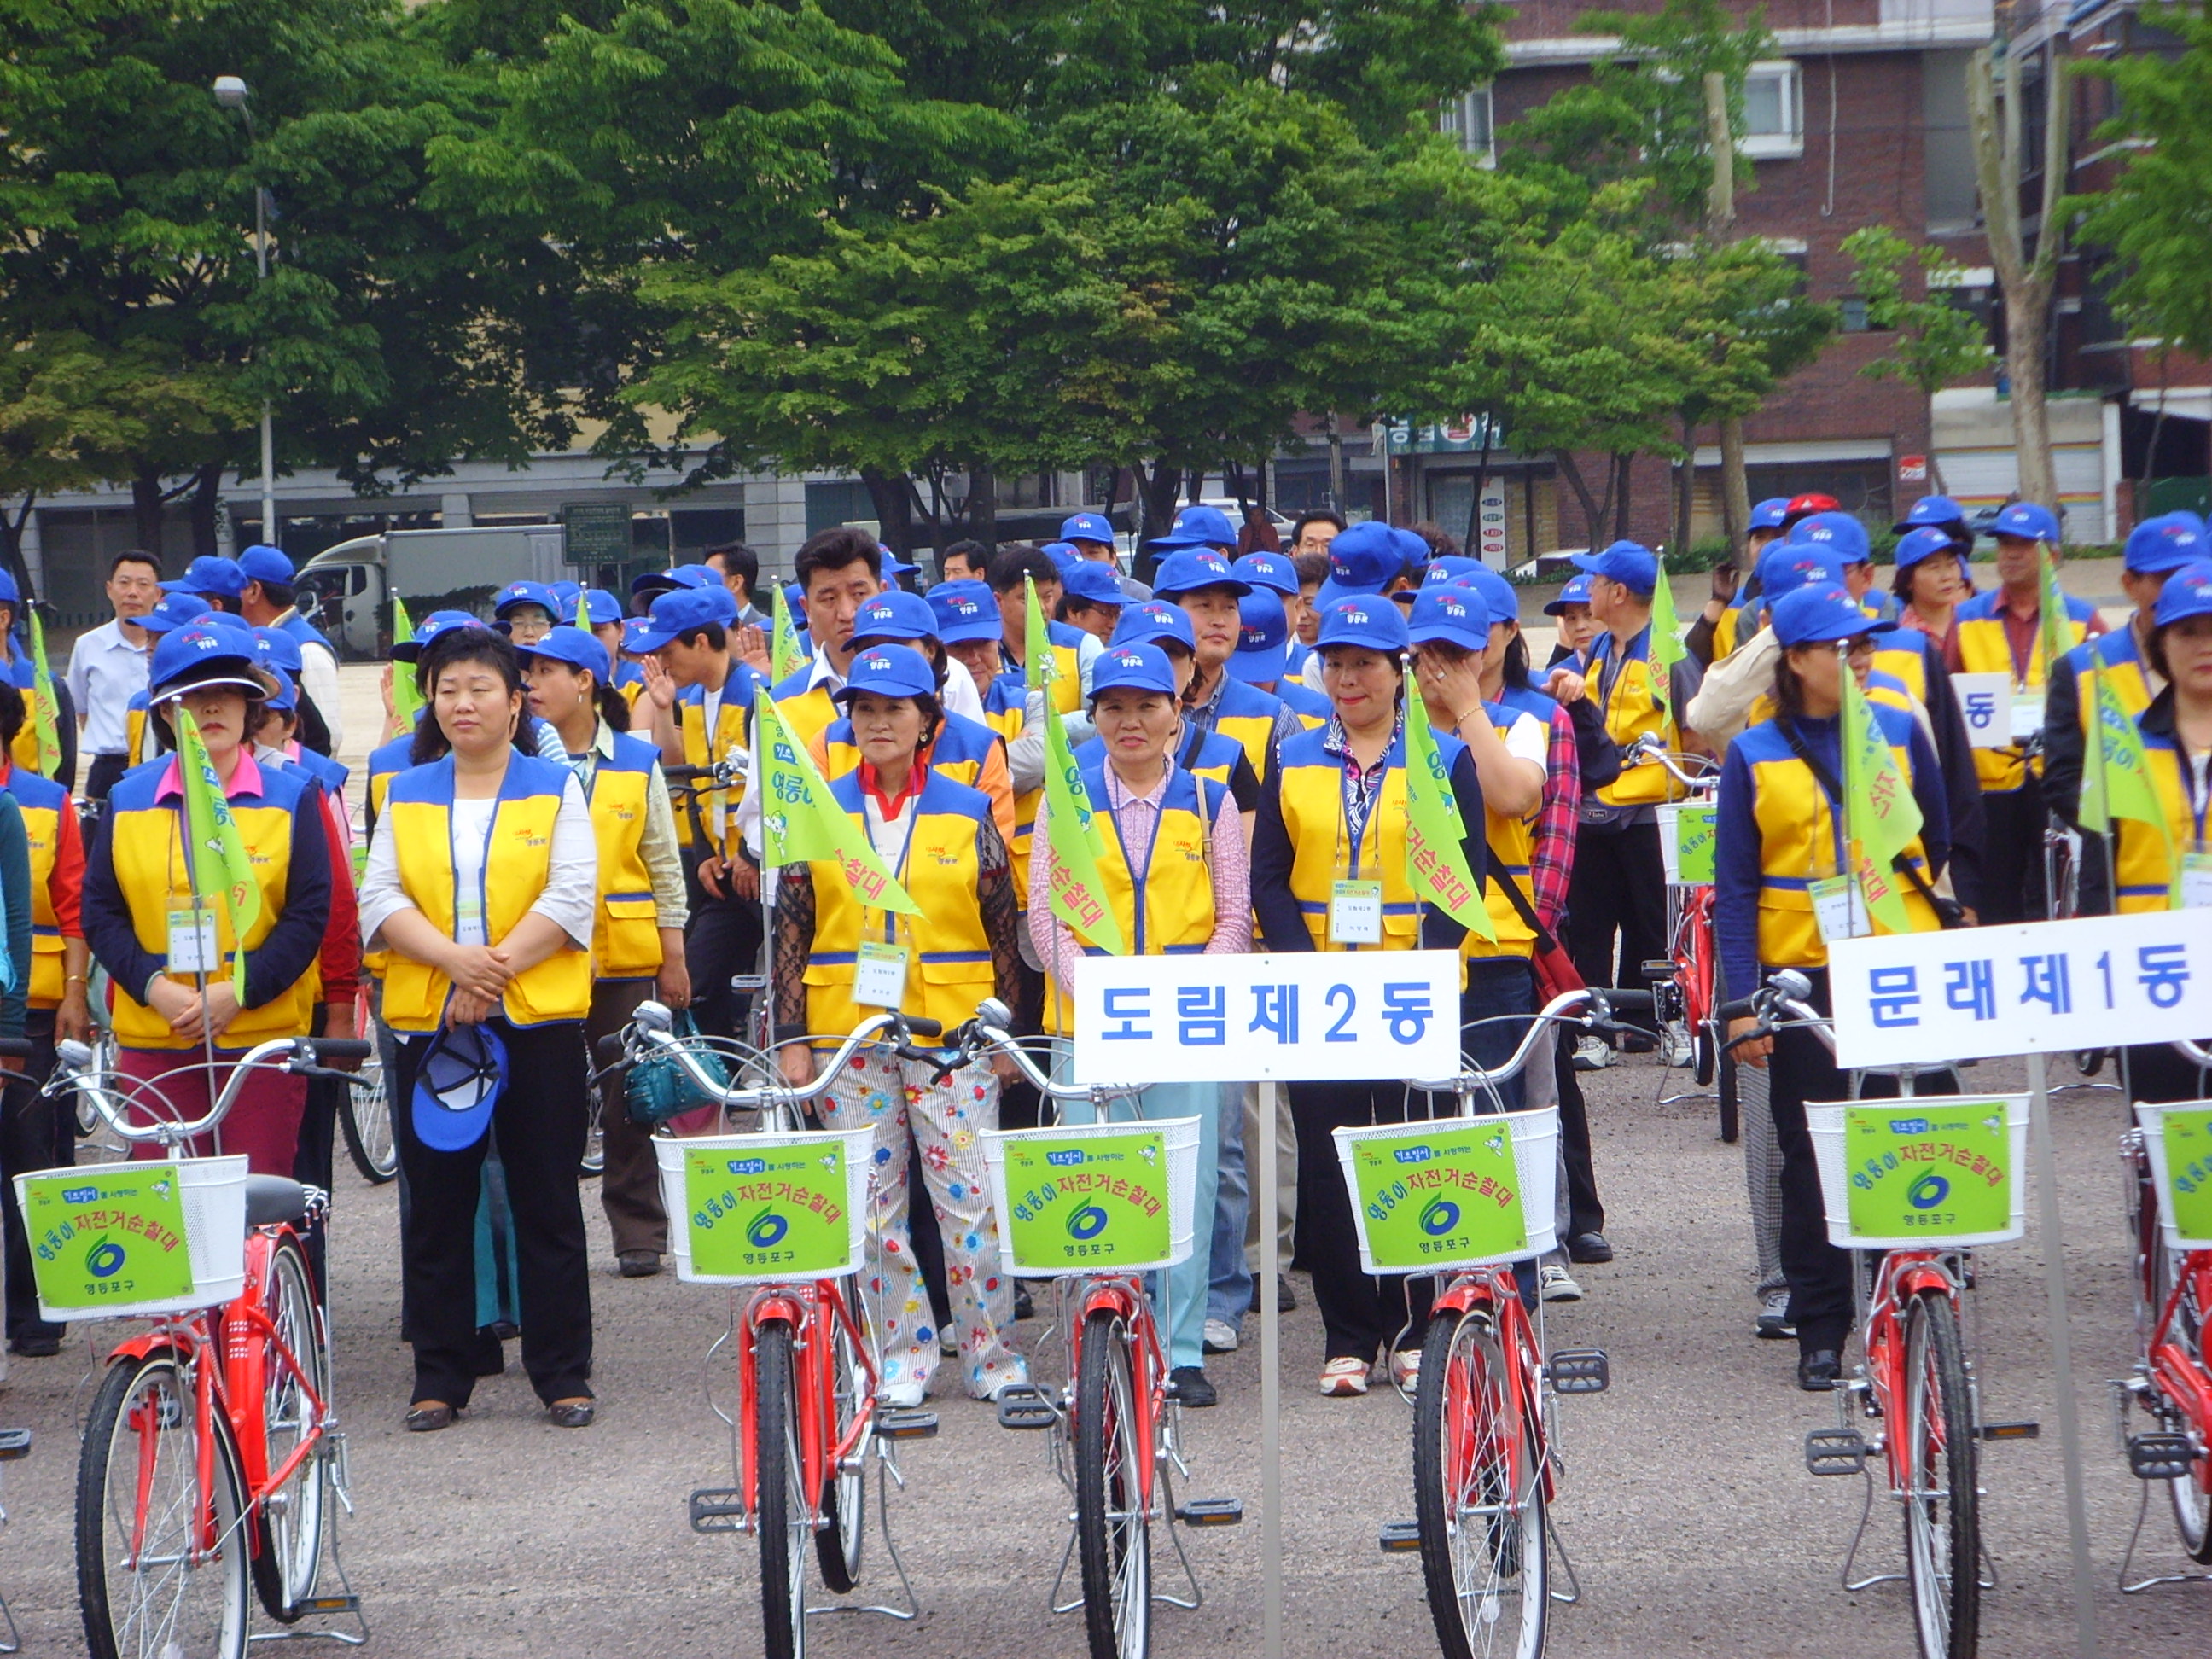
[247,1435,370,1649]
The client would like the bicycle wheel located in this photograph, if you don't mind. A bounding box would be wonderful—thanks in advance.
[1901,1290,1979,1659]
[251,1237,331,1620]
[1413,1306,1546,1659]
[337,1053,397,1185]
[2157,1263,2212,1561]
[753,1319,808,1659]
[1074,1307,1151,1659]
[79,1346,251,1659]
[814,1301,869,1593]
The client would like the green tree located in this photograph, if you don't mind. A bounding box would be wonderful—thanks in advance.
[1841,225,1994,494]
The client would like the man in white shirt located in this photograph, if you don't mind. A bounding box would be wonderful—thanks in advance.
[66,550,161,800]
[236,544,342,754]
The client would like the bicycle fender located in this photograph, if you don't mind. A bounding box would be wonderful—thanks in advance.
[102,1326,205,1366]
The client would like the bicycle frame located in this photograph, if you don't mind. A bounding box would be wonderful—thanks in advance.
[1429,1266,1551,1505]
[734,1279,881,1532]
[1061,1274,1170,1516]
[1860,1252,1967,1497]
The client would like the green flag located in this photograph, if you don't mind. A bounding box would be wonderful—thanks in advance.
[1838,649,1924,933]
[1023,574,1056,695]
[173,705,263,998]
[2078,662,2176,904]
[770,583,804,683]
[1040,698,1126,954]
[390,592,423,730]
[752,690,919,915]
[25,606,60,777]
[1401,692,1494,940]
[2035,541,2074,681]
[1647,548,1686,667]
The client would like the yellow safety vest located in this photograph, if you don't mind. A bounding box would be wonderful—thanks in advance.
[585,731,665,981]
[1586,626,1685,806]
[1952,595,2090,793]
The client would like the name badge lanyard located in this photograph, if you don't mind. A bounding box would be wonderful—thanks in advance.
[1331,732,1391,950]
[2176,747,2212,909]
[165,775,227,1111]
[1103,767,1167,958]
[855,792,923,1009]
[1781,722,1871,943]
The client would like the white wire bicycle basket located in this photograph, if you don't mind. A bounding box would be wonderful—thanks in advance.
[14,1155,249,1322]
[1334,1106,1560,1273]
[1807,1095,2031,1249]
[981,1116,1202,1278]
[656,1128,874,1285]
[2133,1097,2212,1253]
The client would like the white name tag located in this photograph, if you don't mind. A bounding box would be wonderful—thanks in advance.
[2182,852,2212,912]
[166,905,220,975]
[2010,690,2046,743]
[1329,880,1384,946]
[1810,875,1870,945]
[853,940,911,1009]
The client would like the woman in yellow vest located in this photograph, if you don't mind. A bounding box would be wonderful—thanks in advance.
[359,625,600,1433]
[521,626,691,1279]
[771,647,1028,1406]
[2109,562,2212,1103]
[1249,597,1490,1399]
[1716,584,1951,1394]
[81,620,332,1179]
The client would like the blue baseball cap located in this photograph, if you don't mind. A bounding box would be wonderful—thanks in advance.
[252,626,303,676]
[879,546,917,580]
[570,587,624,627]
[1770,582,1897,648]
[1061,560,1126,610]
[1458,566,1521,631]
[1091,643,1179,699]
[1151,549,1252,600]
[2152,559,2212,626]
[550,579,583,608]
[1894,527,1962,572]
[1317,521,1405,605]
[0,571,18,607]
[1234,550,1301,597]
[1544,573,1596,616]
[1229,591,1291,683]
[1895,495,1967,534]
[1789,510,1871,565]
[139,591,213,636]
[1755,543,1846,602]
[148,620,267,701]
[926,579,1000,644]
[2124,513,2209,575]
[2168,510,2210,537]
[1392,527,1432,579]
[413,1022,507,1153]
[833,646,938,705]
[1749,497,1791,532]
[1316,595,1410,655]
[263,667,297,713]
[392,609,484,663]
[1991,501,2061,544]
[620,617,656,656]
[849,590,940,644]
[1569,540,1658,597]
[1146,504,1237,552]
[1406,586,1491,652]
[1039,541,1080,576]
[1061,512,1116,546]
[522,624,614,684]
[235,544,294,589]
[492,580,560,624]
[161,556,246,599]
[1422,556,1484,589]
[628,585,736,654]
[1112,601,1197,655]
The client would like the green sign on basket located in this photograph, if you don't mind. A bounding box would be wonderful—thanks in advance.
[683,1144,854,1278]
[2159,1107,2212,1243]
[998,1132,1171,1271]
[1345,1121,1528,1270]
[1675,804,1716,886]
[20,1164,195,1312]
[1842,1101,2012,1239]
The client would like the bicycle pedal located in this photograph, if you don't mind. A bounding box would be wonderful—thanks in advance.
[1547,1348,1610,1394]
[1640,959,1679,981]
[1379,1520,1423,1553]
[292,1593,361,1617]
[1805,1428,1869,1476]
[1173,1497,1243,1527]
[1980,1420,2040,1442]
[0,1428,30,1461]
[2128,1433,2197,1480]
[688,1488,749,1534]
[995,1385,1059,1431]
[877,1408,939,1441]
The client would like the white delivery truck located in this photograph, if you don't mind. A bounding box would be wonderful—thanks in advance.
[294,525,568,659]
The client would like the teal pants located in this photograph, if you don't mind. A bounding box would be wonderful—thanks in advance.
[474,1144,521,1330]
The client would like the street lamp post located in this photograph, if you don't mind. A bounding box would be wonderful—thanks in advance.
[212,75,277,550]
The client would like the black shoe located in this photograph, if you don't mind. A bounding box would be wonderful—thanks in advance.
[487,1319,521,1342]
[546,1399,596,1429]
[405,1402,458,1432]
[1248,1273,1297,1313]
[1169,1366,1217,1408]
[1617,1030,1657,1055]
[7,1335,61,1358]
[1797,1349,1842,1392]
[1014,1286,1035,1321]
[1565,1231,1613,1265]
[616,1250,661,1278]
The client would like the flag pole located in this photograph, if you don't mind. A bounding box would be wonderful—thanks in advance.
[167,696,224,1128]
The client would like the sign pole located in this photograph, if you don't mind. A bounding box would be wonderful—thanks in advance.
[1257,1078,1284,1659]
[2027,1051,2099,1659]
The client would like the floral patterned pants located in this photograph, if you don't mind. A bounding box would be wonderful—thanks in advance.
[820,1050,1027,1400]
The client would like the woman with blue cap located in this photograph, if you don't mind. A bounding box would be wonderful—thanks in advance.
[359,623,600,1431]
[522,626,692,1278]
[1715,583,1953,1394]
[771,646,1028,1405]
[1030,642,1249,1407]
[1890,525,1976,644]
[1249,596,1490,1397]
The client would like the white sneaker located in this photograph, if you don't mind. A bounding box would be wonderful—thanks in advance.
[1571,1034,1615,1072]
[1202,1318,1240,1354]
[1662,1024,1694,1068]
[1318,1357,1371,1397]
[1539,1263,1584,1303]
[1755,1289,1796,1340]
[882,1380,925,1409]
[1388,1348,1421,1389]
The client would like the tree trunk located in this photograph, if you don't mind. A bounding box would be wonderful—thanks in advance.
[131,463,167,559]
[187,463,225,560]
[2002,311,2058,509]
[1674,415,1696,562]
[1324,415,1347,516]
[0,495,34,601]
[861,469,914,558]
[969,464,998,554]
[1611,451,1634,542]
[1703,72,1752,553]
[1554,450,1603,549]
[1134,461,1183,545]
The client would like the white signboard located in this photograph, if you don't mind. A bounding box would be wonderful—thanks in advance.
[1478,484,1508,563]
[1070,950,1463,1086]
[1951,672,2014,749]
[1828,911,2212,1071]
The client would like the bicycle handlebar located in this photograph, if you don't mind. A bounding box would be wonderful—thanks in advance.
[620,1002,928,1119]
[1625,733,1719,791]
[1413,987,1650,1095]
[50,1035,367,1147]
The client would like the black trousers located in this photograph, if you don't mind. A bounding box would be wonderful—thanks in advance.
[1554,1029,1604,1237]
[290,1002,342,1296]
[0,1009,61,1343]
[1289,1079,1438,1364]
[684,866,763,1045]
[997,957,1048,1132]
[393,1019,593,1408]
[2125,1042,2209,1109]
[1564,821,1667,1034]
[1461,957,1535,1115]
[1977,782,2050,926]
[82,751,129,803]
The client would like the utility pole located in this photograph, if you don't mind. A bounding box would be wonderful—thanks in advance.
[1705,71,1751,559]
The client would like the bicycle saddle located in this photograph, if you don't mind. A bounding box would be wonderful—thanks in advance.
[244,1174,309,1229]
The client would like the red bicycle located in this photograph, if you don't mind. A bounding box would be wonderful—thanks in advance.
[1633,736,1730,1137]
[20,1034,372,1659]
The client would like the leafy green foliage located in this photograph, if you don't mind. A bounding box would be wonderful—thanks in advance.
[1841,224,1992,398]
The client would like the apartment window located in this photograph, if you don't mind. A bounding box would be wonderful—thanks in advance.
[1840,297,1871,334]
[1741,61,1803,160]
[1441,87,1495,164]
